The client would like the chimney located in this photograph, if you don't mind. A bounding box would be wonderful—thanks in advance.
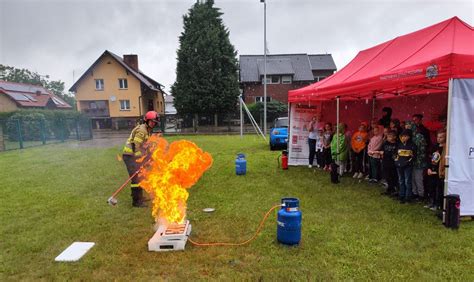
[36,90,42,96]
[123,54,139,72]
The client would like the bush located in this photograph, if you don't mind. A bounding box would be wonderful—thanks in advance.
[6,112,47,141]
[246,101,288,124]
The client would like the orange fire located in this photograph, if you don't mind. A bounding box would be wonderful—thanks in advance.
[138,135,213,224]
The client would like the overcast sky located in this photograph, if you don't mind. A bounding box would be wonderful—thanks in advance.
[1,0,472,93]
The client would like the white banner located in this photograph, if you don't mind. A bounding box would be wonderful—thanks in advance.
[448,79,474,216]
[288,103,321,166]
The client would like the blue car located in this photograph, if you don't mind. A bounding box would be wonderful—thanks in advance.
[269,117,288,150]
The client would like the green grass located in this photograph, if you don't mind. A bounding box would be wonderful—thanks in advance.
[0,135,473,280]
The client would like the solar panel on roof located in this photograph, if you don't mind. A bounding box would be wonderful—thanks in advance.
[8,93,30,101]
[52,97,65,105]
[0,82,44,93]
[23,94,38,102]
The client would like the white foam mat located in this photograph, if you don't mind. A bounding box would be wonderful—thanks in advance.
[55,242,95,262]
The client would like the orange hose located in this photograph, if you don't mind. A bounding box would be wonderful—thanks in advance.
[188,204,281,246]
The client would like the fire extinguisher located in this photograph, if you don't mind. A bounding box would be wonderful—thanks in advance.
[277,150,288,170]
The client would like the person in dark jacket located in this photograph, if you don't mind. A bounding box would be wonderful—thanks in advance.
[426,129,447,210]
[379,107,392,128]
[394,129,417,203]
[378,130,398,196]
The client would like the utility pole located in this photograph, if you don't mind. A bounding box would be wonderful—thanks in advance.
[261,0,267,136]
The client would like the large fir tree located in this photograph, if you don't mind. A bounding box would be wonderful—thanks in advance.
[171,0,239,128]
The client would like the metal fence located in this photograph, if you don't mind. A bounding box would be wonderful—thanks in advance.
[164,112,275,134]
[0,117,93,151]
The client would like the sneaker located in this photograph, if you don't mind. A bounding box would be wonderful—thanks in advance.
[365,175,370,180]
[430,206,438,211]
[423,204,431,209]
[357,172,364,179]
[353,172,359,178]
[308,165,312,168]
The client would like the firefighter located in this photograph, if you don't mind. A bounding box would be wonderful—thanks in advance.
[122,111,159,207]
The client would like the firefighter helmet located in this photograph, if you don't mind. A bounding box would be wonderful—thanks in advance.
[144,111,159,123]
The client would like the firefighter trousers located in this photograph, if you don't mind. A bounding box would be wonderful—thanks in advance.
[123,154,144,206]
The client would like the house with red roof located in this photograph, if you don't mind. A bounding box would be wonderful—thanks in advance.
[0,81,72,112]
[69,50,165,129]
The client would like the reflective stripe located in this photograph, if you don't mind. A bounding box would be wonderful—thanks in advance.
[131,184,140,188]
[134,137,144,143]
[134,151,142,157]
[123,146,133,154]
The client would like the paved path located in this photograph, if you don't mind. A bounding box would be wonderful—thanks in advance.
[65,137,124,148]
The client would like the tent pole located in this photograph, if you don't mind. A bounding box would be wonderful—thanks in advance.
[371,95,376,122]
[443,78,454,221]
[336,97,340,172]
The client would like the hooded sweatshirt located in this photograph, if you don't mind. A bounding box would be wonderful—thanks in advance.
[351,129,368,153]
[406,121,428,169]
[395,139,417,168]
[367,128,384,158]
[331,123,348,162]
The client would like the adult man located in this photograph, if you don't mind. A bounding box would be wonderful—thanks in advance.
[122,111,159,207]
[378,107,392,128]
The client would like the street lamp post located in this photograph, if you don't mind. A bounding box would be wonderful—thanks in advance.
[261,0,267,136]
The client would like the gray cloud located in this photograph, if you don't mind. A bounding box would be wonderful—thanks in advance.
[1,0,472,92]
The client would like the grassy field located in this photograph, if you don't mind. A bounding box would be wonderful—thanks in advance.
[0,135,473,280]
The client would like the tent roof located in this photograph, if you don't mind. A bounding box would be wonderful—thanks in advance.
[289,17,474,103]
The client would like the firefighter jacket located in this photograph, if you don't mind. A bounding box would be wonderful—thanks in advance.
[123,124,150,157]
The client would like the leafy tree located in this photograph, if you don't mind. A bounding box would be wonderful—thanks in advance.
[0,64,76,109]
[171,0,239,130]
[246,101,288,124]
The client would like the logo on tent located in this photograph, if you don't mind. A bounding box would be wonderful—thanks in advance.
[469,147,474,159]
[426,64,439,79]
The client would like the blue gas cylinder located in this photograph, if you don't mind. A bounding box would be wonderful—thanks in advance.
[235,153,247,175]
[277,198,302,245]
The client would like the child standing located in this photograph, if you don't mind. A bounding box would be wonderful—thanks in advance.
[351,122,368,178]
[407,122,428,201]
[315,128,324,168]
[367,126,384,183]
[426,129,447,210]
[331,123,348,176]
[394,129,417,204]
[322,123,333,171]
[379,130,398,195]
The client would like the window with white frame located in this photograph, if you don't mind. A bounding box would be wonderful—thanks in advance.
[95,79,104,90]
[118,78,128,89]
[119,100,130,111]
[255,96,272,103]
[261,75,280,84]
[282,75,292,84]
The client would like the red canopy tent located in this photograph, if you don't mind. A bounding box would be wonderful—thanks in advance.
[288,17,474,103]
[287,17,474,217]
